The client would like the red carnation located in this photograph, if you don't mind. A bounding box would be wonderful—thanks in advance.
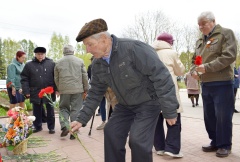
[194,56,202,66]
[38,89,45,98]
[38,87,54,98]
[44,86,54,94]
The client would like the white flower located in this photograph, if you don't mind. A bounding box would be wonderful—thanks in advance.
[27,116,36,122]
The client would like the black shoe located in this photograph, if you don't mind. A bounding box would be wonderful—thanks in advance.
[33,128,43,133]
[234,109,239,113]
[60,127,69,137]
[96,113,101,116]
[216,148,231,157]
[192,104,195,107]
[202,144,218,152]
[196,103,199,106]
[70,135,76,140]
[49,129,55,134]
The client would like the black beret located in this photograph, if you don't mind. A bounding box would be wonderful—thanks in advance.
[34,47,46,53]
[76,18,108,42]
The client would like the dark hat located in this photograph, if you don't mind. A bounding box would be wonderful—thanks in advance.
[63,45,74,55]
[157,33,174,45]
[34,47,46,53]
[76,18,108,42]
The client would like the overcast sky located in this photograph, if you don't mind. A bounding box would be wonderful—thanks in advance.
[0,0,239,49]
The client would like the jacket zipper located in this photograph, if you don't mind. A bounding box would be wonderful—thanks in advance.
[107,60,128,105]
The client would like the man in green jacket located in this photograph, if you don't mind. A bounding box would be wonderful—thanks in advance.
[54,44,89,140]
[191,11,237,158]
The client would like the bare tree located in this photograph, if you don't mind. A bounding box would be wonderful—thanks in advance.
[178,25,199,72]
[122,11,172,44]
[169,22,185,54]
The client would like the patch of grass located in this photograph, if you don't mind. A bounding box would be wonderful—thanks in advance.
[27,136,50,148]
[24,99,33,111]
[178,81,186,89]
[2,150,70,162]
[0,90,8,100]
[0,107,7,116]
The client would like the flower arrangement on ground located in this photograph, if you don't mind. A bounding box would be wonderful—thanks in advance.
[1,106,35,151]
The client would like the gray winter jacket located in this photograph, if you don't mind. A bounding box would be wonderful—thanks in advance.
[76,35,179,126]
[54,55,89,94]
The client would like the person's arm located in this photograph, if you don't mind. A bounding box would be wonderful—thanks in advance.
[7,64,16,88]
[204,30,237,72]
[132,41,178,120]
[20,64,30,96]
[172,52,185,76]
[54,64,59,90]
[81,61,89,93]
[234,68,239,78]
[75,61,108,127]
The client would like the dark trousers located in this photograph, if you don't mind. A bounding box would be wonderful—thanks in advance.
[202,84,234,149]
[100,97,106,121]
[33,101,55,130]
[154,113,181,154]
[104,100,161,162]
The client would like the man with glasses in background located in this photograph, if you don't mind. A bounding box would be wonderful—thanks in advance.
[191,11,237,157]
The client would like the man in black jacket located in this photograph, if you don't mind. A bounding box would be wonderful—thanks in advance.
[21,47,56,134]
[71,19,178,162]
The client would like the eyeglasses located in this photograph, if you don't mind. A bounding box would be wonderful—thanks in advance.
[198,19,213,28]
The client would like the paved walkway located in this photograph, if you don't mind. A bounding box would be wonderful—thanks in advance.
[1,89,240,162]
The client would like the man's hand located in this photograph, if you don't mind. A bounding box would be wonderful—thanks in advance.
[70,121,83,133]
[191,71,200,80]
[195,64,205,74]
[56,91,60,98]
[12,87,16,96]
[25,94,30,99]
[82,92,87,100]
[166,117,177,126]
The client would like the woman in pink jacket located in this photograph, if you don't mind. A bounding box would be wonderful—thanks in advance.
[185,72,200,107]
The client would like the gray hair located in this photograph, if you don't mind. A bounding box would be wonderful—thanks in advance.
[198,11,215,22]
[90,31,111,40]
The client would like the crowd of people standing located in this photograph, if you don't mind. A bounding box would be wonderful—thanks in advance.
[4,10,239,162]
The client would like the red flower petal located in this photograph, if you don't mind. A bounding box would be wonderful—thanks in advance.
[38,89,45,98]
[44,86,54,94]
[194,56,202,66]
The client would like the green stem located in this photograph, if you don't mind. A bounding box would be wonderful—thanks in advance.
[59,113,95,162]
